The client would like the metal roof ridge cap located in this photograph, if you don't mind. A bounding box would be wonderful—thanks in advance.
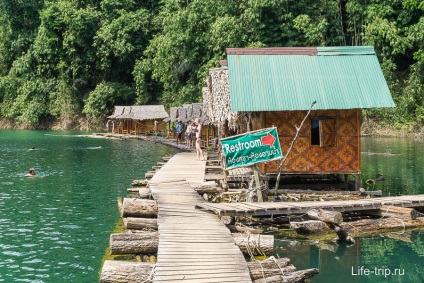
[226,47,318,55]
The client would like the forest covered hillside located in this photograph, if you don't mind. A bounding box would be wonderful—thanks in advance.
[0,0,423,132]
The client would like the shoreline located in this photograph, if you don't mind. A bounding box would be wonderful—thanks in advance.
[91,132,197,152]
[2,116,424,138]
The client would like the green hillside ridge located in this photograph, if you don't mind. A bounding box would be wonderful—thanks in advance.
[0,0,423,133]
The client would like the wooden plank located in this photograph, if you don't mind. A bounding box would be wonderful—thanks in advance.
[154,267,247,273]
[148,153,252,283]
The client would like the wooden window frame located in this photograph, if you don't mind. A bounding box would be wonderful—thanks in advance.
[310,117,336,147]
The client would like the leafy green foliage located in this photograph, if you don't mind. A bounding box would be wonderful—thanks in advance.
[0,0,423,129]
[83,81,134,118]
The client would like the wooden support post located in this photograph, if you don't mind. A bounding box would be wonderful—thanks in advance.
[355,174,361,190]
[253,166,263,202]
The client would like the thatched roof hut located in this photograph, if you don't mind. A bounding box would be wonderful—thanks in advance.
[107,105,169,135]
[108,105,168,121]
[170,107,179,122]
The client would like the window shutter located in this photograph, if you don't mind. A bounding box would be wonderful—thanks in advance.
[319,119,336,147]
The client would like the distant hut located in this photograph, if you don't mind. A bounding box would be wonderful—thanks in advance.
[206,46,395,189]
[107,105,168,135]
[192,103,215,147]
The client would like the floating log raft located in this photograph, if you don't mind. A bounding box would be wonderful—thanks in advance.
[100,260,154,283]
[122,198,157,218]
[123,218,158,231]
[232,233,274,255]
[110,232,159,255]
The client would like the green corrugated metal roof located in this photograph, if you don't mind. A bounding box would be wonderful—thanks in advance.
[227,46,395,111]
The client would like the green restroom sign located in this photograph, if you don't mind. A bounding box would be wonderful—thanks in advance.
[220,127,282,169]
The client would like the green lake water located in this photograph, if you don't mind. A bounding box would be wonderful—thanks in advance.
[276,137,424,283]
[1,132,424,282]
[0,130,178,282]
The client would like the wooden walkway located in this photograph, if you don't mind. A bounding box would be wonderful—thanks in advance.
[195,195,424,217]
[149,153,252,283]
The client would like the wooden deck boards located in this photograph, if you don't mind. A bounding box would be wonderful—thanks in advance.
[149,152,252,283]
[195,195,424,217]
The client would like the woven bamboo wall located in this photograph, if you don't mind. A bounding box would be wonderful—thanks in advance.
[261,109,361,174]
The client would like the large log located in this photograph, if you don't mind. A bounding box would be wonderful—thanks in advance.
[122,198,157,218]
[123,218,158,230]
[110,232,159,255]
[253,268,319,283]
[290,220,332,235]
[340,217,415,232]
[366,205,418,220]
[100,260,154,283]
[306,209,343,224]
[232,233,274,255]
[248,257,296,280]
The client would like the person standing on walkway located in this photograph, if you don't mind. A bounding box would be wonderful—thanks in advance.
[195,118,205,161]
[191,122,197,148]
[176,121,183,145]
[185,123,192,148]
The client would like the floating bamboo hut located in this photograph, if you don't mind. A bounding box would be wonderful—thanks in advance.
[204,46,395,189]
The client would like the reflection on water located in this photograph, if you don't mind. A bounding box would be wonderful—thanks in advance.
[277,231,424,283]
[0,130,178,282]
[361,137,424,196]
[275,137,424,282]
